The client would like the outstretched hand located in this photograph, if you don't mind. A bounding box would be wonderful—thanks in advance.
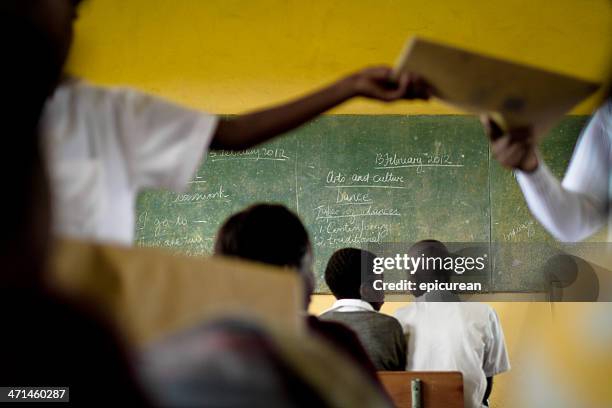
[351,66,433,102]
[212,65,433,151]
[481,115,539,172]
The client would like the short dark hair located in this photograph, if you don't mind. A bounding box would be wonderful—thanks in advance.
[215,204,310,269]
[325,248,377,300]
[408,240,453,297]
[214,204,313,301]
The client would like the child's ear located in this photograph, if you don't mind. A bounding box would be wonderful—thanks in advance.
[359,283,367,299]
[360,282,384,304]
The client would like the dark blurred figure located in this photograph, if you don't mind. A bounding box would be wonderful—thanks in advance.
[0,5,149,405]
[141,319,327,408]
[320,248,407,371]
[215,204,382,384]
[1,4,60,285]
[542,254,600,302]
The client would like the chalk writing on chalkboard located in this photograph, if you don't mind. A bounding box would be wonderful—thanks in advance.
[136,115,589,292]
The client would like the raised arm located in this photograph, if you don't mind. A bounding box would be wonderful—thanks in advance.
[484,101,611,242]
[211,67,430,150]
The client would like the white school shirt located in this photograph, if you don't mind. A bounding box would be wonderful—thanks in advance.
[394,294,510,408]
[515,99,612,242]
[41,80,218,245]
[322,298,376,314]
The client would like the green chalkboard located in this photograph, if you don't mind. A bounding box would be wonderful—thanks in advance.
[490,116,605,292]
[135,115,589,292]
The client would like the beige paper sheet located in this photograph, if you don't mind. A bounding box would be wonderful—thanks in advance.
[395,37,600,138]
[50,240,303,345]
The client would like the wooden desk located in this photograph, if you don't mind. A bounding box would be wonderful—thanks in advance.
[378,371,464,408]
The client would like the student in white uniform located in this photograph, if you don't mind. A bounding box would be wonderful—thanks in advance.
[393,240,510,408]
[482,97,612,242]
[28,0,432,245]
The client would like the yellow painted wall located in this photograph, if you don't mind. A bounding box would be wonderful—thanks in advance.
[68,1,612,407]
[69,0,611,115]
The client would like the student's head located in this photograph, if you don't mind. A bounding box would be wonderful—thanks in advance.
[407,240,453,298]
[324,248,383,311]
[2,0,81,73]
[215,204,314,308]
[142,318,328,407]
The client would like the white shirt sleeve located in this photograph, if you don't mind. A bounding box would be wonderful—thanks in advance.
[112,88,218,192]
[483,309,510,377]
[515,101,611,242]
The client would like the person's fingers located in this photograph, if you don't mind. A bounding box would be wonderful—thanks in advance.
[356,68,433,102]
[362,85,391,101]
[492,135,526,168]
[505,144,529,167]
[405,74,433,100]
[480,115,505,141]
[508,126,534,142]
[479,114,492,136]
[359,71,408,101]
[422,79,438,99]
[397,71,410,91]
[489,118,504,140]
[492,137,537,170]
[380,72,410,100]
[495,141,525,166]
[413,79,432,100]
[485,119,539,171]
[519,145,539,172]
[363,66,394,81]
[490,134,512,157]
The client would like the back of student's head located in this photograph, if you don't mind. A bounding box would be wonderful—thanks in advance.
[215,204,314,302]
[141,318,327,407]
[1,0,79,73]
[325,248,377,300]
[408,240,453,297]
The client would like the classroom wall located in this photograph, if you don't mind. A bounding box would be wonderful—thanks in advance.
[69,0,611,116]
[68,1,612,407]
